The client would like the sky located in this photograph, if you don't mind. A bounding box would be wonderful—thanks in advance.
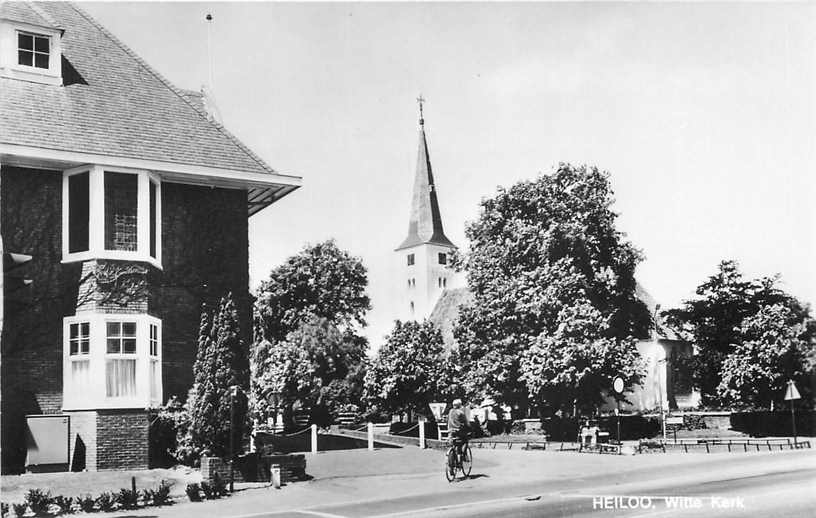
[83,1,816,348]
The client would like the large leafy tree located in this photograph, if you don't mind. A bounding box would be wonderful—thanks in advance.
[190,293,248,458]
[663,260,813,406]
[255,316,367,426]
[717,304,814,408]
[453,164,650,415]
[364,320,451,417]
[252,240,371,424]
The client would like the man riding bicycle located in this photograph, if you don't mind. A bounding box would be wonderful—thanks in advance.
[447,399,469,455]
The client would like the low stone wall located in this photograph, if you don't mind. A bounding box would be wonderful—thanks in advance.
[201,453,306,484]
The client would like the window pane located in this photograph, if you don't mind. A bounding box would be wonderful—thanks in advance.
[123,338,137,354]
[122,322,137,337]
[34,36,49,53]
[80,322,89,337]
[80,338,89,354]
[106,359,136,397]
[68,172,90,253]
[70,340,78,355]
[149,182,157,258]
[70,323,79,339]
[438,253,447,265]
[107,338,120,354]
[18,33,33,50]
[18,50,32,66]
[71,360,90,395]
[106,322,121,337]
[104,172,138,251]
[150,360,160,401]
[34,53,49,69]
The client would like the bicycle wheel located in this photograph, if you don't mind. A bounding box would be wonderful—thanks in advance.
[445,447,457,482]
[460,445,473,478]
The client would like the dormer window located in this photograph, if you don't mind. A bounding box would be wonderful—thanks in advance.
[0,20,63,85]
[17,31,49,69]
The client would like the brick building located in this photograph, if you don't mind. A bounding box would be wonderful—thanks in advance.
[0,2,301,473]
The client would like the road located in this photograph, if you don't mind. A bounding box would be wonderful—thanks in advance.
[135,447,815,518]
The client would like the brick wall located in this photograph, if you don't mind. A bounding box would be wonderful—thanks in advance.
[96,410,149,470]
[152,183,251,403]
[2,165,252,473]
[1,166,65,473]
[67,411,98,471]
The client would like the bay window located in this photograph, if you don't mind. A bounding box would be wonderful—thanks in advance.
[62,166,161,267]
[63,315,162,410]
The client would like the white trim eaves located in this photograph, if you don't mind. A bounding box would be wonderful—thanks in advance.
[0,143,303,190]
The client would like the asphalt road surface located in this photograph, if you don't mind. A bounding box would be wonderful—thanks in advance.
[248,450,815,518]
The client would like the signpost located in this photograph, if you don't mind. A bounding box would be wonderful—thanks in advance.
[613,377,624,448]
[784,380,801,445]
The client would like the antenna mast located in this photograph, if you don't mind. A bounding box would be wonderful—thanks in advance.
[205,13,214,90]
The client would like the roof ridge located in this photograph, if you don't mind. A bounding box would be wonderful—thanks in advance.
[67,2,277,175]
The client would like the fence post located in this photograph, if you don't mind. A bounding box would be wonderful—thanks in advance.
[418,418,425,449]
[368,422,374,451]
[311,424,318,454]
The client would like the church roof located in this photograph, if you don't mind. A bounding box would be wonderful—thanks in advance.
[429,287,473,351]
[395,116,455,251]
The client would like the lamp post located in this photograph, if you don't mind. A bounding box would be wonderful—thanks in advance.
[229,385,238,492]
[613,377,624,448]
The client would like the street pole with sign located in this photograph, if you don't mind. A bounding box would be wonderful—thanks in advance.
[784,380,801,445]
[613,377,624,448]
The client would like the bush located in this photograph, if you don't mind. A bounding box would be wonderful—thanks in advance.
[117,488,139,510]
[11,504,26,518]
[730,410,815,437]
[185,483,202,502]
[200,482,215,500]
[76,495,95,513]
[53,496,75,514]
[95,492,116,512]
[146,480,173,506]
[150,394,200,467]
[1,502,7,518]
[24,489,52,515]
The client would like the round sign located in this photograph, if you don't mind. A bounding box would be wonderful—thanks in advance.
[613,377,624,394]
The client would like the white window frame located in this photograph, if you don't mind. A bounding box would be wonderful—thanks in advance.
[62,165,162,269]
[62,314,162,410]
[0,21,62,85]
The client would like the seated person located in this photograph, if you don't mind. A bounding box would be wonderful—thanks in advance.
[448,399,470,454]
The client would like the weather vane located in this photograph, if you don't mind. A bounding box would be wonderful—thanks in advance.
[416,94,426,126]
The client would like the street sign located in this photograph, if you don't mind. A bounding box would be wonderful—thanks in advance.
[784,380,801,401]
[613,377,624,394]
[665,416,683,425]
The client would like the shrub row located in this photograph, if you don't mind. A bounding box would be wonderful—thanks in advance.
[184,473,228,502]
[1,481,172,517]
[541,415,661,441]
[730,410,815,437]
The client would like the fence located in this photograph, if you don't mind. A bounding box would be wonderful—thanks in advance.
[639,438,812,454]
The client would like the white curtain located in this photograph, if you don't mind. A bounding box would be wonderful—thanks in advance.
[149,359,160,401]
[71,360,90,395]
[106,359,136,397]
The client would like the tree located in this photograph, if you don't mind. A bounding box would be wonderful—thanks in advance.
[520,301,645,414]
[663,260,813,406]
[453,164,650,415]
[717,304,813,408]
[254,240,371,343]
[252,241,371,425]
[364,320,450,417]
[254,316,367,427]
[189,293,248,458]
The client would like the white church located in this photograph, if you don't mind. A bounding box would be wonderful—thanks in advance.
[392,101,698,414]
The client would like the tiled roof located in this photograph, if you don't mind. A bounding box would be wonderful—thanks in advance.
[0,2,276,176]
[429,287,473,351]
[0,2,61,30]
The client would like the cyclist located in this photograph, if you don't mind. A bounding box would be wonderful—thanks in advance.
[447,399,469,457]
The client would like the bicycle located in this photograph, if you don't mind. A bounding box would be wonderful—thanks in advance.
[445,436,473,482]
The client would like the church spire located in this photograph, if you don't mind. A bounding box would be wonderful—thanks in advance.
[396,97,455,251]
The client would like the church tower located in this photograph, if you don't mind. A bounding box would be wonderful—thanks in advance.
[395,97,457,322]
